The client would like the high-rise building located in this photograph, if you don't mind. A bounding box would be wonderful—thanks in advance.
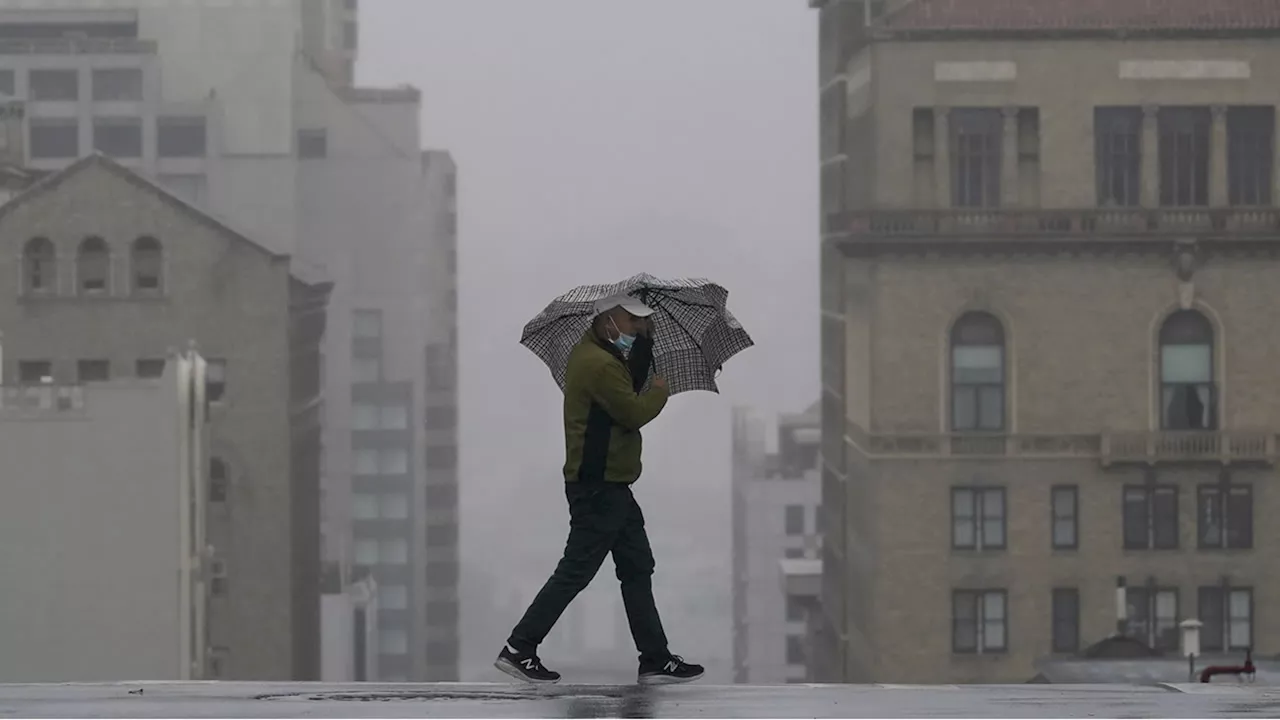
[814,0,1280,683]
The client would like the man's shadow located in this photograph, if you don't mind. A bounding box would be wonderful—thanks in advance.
[562,685,655,718]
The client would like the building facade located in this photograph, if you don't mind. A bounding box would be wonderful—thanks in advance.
[731,405,822,684]
[814,0,1280,683]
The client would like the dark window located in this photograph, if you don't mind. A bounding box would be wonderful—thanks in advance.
[425,445,458,470]
[297,128,327,158]
[786,594,805,622]
[353,309,382,339]
[210,560,228,597]
[784,504,806,536]
[29,69,78,101]
[1159,107,1211,207]
[131,236,162,292]
[950,108,1002,207]
[1198,484,1253,549]
[344,20,358,50]
[345,0,358,10]
[786,635,807,665]
[950,312,1005,431]
[91,68,142,101]
[136,358,165,378]
[1051,485,1078,550]
[158,117,207,157]
[425,523,458,547]
[209,458,228,503]
[1123,485,1179,550]
[23,236,55,293]
[425,483,458,508]
[784,547,805,559]
[76,359,109,383]
[0,70,14,96]
[1199,586,1252,652]
[93,118,142,158]
[205,359,226,402]
[29,118,79,159]
[425,405,455,429]
[1228,106,1274,206]
[953,589,1007,653]
[952,487,1005,551]
[77,236,109,293]
[18,360,52,383]
[1095,107,1142,207]
[1126,587,1180,651]
[1051,588,1080,653]
[1159,310,1215,430]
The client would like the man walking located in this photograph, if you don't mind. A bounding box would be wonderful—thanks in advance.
[496,295,704,685]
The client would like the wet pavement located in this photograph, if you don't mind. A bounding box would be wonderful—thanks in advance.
[1,681,1278,718]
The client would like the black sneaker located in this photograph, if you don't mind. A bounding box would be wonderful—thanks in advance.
[638,655,704,685]
[494,645,561,684]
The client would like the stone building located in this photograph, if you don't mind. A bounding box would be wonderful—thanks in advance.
[814,0,1280,683]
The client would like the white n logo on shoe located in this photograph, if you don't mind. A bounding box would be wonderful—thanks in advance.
[521,658,537,670]
[664,660,679,673]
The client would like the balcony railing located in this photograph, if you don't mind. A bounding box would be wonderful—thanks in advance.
[0,38,157,56]
[831,208,1280,239]
[0,384,85,412]
[1101,431,1276,466]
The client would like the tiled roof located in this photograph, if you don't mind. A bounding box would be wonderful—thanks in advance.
[879,0,1280,33]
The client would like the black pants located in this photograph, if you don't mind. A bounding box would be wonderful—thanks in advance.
[508,481,670,663]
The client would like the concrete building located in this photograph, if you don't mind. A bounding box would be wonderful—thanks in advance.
[0,352,208,682]
[731,405,822,684]
[0,153,330,680]
[814,0,1280,683]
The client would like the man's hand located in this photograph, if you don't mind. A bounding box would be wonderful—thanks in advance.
[651,375,668,391]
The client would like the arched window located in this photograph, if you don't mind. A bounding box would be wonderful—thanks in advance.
[210,458,228,503]
[950,311,1006,432]
[1159,310,1215,430]
[132,236,162,292]
[77,236,109,294]
[22,237,55,293]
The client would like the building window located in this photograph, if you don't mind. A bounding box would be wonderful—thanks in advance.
[77,359,109,383]
[1051,485,1078,550]
[297,128,328,159]
[205,359,226,403]
[950,108,1002,208]
[209,458,228,503]
[784,504,805,536]
[157,117,207,157]
[0,70,14,97]
[158,174,208,207]
[426,444,459,470]
[352,493,378,520]
[381,585,409,610]
[1127,587,1180,652]
[380,494,409,519]
[29,118,79,159]
[380,628,409,656]
[18,360,52,384]
[1159,107,1211,207]
[786,594,805,622]
[352,358,379,384]
[210,559,228,597]
[380,405,409,430]
[136,358,165,378]
[23,236,56,293]
[380,448,409,475]
[1051,588,1079,653]
[426,523,458,548]
[77,236,109,294]
[131,236,163,292]
[1199,586,1252,652]
[784,547,805,560]
[952,589,1007,653]
[1159,310,1215,430]
[353,449,379,475]
[352,403,378,430]
[29,69,78,101]
[354,538,378,565]
[950,311,1005,431]
[425,483,458,508]
[1228,106,1274,206]
[1095,107,1142,207]
[343,20,358,50]
[91,68,143,102]
[1123,484,1179,550]
[952,487,1005,551]
[353,309,382,339]
[93,117,142,158]
[380,539,409,565]
[425,405,455,429]
[1198,484,1253,549]
[786,635,807,666]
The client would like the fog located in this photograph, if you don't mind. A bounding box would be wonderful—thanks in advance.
[360,0,818,681]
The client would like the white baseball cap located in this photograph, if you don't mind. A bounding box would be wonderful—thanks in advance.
[593,293,656,318]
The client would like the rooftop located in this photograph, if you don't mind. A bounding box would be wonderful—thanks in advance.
[877,0,1280,36]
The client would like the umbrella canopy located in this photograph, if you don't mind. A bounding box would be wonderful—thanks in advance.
[521,273,754,395]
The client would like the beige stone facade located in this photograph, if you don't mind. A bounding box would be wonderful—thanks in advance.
[814,0,1280,683]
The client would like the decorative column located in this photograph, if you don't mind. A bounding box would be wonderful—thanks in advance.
[933,107,951,208]
[1001,106,1020,207]
[1141,105,1161,208]
[1210,105,1229,207]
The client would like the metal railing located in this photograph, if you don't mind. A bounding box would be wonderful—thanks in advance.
[0,38,156,55]
[0,384,84,411]
[832,207,1280,238]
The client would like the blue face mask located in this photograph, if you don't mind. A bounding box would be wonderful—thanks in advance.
[608,317,636,352]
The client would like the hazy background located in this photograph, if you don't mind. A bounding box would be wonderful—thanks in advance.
[360,0,817,680]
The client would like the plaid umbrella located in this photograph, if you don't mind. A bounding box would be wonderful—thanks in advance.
[521,273,754,395]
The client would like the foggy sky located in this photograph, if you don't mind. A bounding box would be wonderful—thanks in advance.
[359,0,817,675]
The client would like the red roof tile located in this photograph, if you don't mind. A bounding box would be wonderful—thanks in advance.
[879,0,1280,33]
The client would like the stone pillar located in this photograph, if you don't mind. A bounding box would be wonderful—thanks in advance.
[1141,105,1160,207]
[934,107,951,208]
[1001,106,1020,207]
[1210,105,1229,207]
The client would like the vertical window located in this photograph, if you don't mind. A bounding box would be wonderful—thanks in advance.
[136,358,165,378]
[1199,586,1253,652]
[1051,486,1078,550]
[1123,485,1179,550]
[353,449,379,475]
[18,360,52,383]
[951,487,1006,550]
[131,236,163,293]
[29,69,78,101]
[1126,587,1180,651]
[380,405,409,430]
[1159,310,1215,430]
[343,20,358,50]
[381,585,409,610]
[77,236,109,294]
[205,359,226,403]
[1051,588,1080,653]
[210,559,228,597]
[380,628,409,655]
[380,448,409,475]
[950,312,1005,431]
[0,70,15,97]
[209,458,228,503]
[786,635,807,665]
[353,309,383,339]
[157,117,207,157]
[950,108,1002,207]
[351,358,380,384]
[1159,107,1211,207]
[76,359,110,383]
[158,174,208,207]
[352,403,379,430]
[353,538,378,565]
[952,589,1007,653]
[784,504,806,536]
[351,494,379,520]
[380,539,409,564]
[29,118,79,159]
[786,594,805,622]
[297,128,328,159]
[1095,107,1142,207]
[23,236,56,294]
[1198,484,1253,549]
[93,117,143,158]
[380,494,409,519]
[1228,106,1274,206]
[91,68,143,102]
